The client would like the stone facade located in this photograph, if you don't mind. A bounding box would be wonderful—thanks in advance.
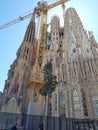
[45,8,98,119]
[1,7,98,120]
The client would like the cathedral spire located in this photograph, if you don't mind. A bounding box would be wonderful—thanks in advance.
[3,14,36,96]
[23,15,35,45]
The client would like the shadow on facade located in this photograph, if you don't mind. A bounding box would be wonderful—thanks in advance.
[0,112,98,130]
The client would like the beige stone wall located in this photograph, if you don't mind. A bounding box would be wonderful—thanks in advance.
[45,7,98,119]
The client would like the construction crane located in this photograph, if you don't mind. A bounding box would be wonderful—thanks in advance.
[25,0,69,102]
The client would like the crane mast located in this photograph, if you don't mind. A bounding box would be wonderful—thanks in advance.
[26,0,69,102]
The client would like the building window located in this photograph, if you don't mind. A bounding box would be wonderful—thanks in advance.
[56,37,58,40]
[73,48,76,53]
[56,32,58,35]
[73,90,80,109]
[73,90,81,117]
[27,48,29,54]
[59,92,65,117]
[86,48,89,53]
[90,89,98,116]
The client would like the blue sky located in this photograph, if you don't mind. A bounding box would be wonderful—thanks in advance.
[0,0,98,92]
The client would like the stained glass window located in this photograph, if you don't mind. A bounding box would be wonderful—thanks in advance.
[59,92,65,117]
[90,89,98,116]
[73,90,81,117]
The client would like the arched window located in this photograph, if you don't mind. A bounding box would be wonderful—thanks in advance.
[90,89,98,116]
[73,90,81,117]
[59,92,65,117]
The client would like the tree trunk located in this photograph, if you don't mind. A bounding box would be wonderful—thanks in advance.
[43,95,46,130]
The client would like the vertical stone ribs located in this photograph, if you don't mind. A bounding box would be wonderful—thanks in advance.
[23,21,35,44]
[67,58,98,85]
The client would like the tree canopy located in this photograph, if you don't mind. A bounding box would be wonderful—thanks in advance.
[40,61,57,97]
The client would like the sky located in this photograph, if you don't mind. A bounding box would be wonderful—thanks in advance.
[0,0,98,92]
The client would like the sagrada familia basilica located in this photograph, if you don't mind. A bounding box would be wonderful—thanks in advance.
[0,6,98,121]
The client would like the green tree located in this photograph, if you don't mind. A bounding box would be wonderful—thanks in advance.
[40,60,57,101]
[40,60,57,130]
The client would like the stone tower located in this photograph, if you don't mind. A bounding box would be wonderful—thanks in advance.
[1,16,36,114]
[45,7,98,119]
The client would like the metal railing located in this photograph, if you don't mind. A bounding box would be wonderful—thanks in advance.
[0,112,97,130]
